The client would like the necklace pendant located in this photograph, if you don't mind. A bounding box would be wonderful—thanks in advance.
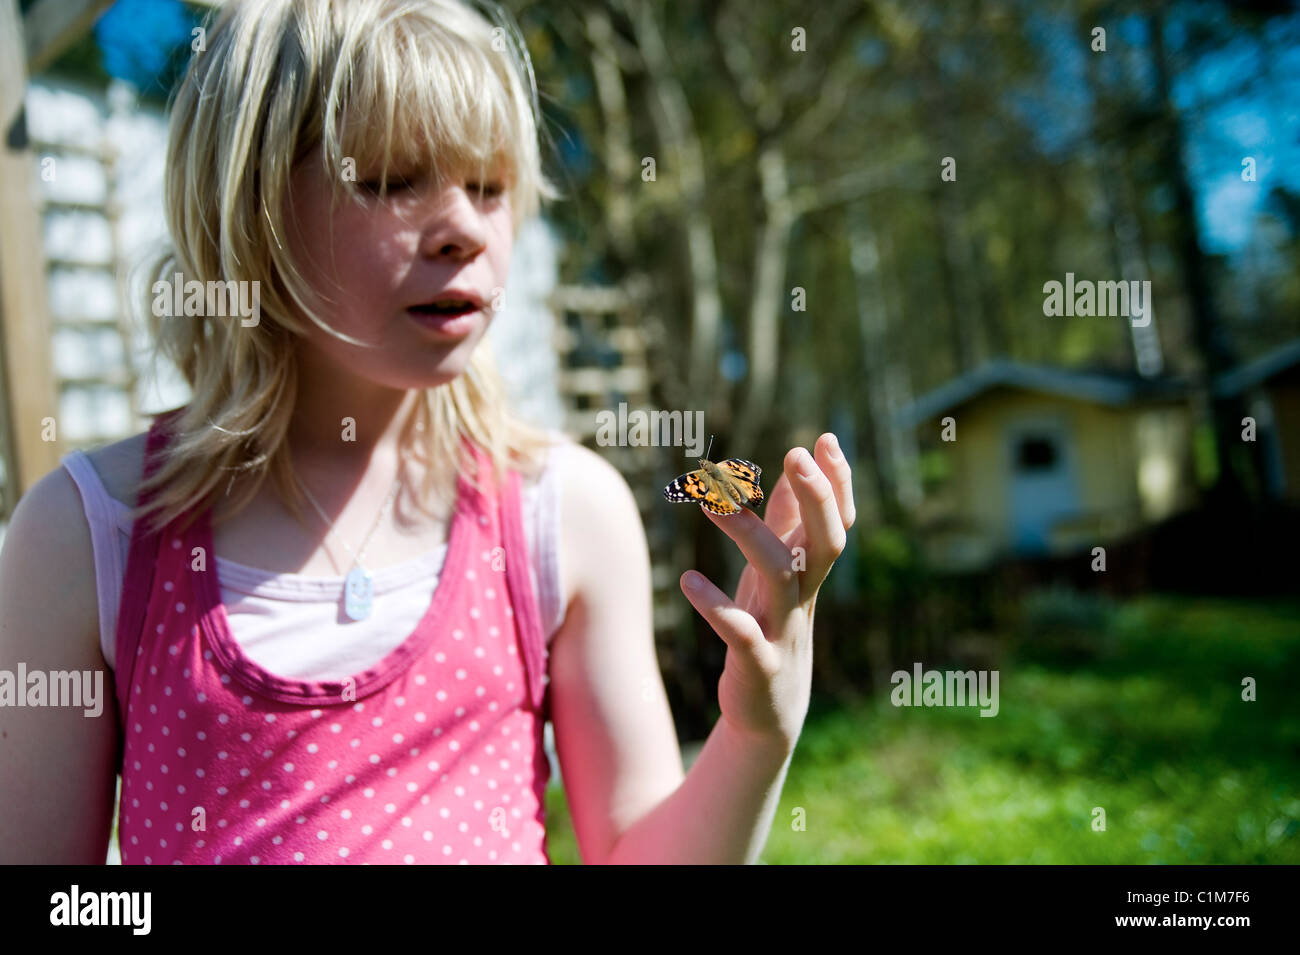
[343,566,373,621]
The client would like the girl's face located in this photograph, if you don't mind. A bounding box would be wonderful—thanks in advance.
[284,148,513,393]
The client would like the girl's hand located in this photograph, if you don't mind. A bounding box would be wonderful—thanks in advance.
[679,432,856,751]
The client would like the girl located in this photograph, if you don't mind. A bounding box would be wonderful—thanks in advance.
[0,0,854,864]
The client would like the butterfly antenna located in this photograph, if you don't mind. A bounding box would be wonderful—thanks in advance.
[705,434,714,460]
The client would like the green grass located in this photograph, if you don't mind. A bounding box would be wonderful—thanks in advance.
[544,596,1300,863]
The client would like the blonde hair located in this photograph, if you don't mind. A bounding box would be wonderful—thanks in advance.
[131,0,564,537]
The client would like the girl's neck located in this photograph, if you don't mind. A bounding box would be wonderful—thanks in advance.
[286,403,412,482]
[211,387,424,529]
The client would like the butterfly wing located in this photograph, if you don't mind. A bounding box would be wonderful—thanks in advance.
[716,458,764,508]
[663,468,709,502]
[663,467,741,515]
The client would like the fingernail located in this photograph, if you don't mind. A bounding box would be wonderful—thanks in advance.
[685,572,704,591]
[827,434,842,460]
[797,448,816,477]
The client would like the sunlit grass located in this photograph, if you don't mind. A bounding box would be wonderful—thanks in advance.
[545,596,1300,863]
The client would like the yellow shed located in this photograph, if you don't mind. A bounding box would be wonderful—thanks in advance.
[897,362,1196,570]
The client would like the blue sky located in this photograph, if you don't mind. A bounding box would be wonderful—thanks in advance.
[1186,16,1300,255]
[1019,7,1300,258]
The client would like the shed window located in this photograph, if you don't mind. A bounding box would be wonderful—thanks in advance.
[1016,436,1058,471]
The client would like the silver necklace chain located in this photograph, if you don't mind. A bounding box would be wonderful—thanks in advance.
[295,473,402,578]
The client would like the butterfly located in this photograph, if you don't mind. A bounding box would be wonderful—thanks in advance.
[663,439,764,516]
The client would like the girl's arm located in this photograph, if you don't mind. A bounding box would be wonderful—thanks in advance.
[548,444,792,864]
[0,468,120,863]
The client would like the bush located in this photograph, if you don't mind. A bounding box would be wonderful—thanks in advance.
[1013,586,1120,666]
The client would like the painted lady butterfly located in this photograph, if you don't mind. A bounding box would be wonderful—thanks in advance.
[663,442,764,516]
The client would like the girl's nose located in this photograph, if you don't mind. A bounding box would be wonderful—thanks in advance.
[416,186,488,260]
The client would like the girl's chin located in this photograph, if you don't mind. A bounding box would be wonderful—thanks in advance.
[383,354,476,390]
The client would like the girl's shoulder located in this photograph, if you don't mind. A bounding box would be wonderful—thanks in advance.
[549,437,647,585]
[534,433,635,505]
[533,435,635,520]
[1,454,109,668]
[82,430,150,508]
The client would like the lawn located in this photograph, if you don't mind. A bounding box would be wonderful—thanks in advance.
[543,596,1300,863]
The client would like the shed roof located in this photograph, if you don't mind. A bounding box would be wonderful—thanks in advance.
[1214,338,1300,397]
[896,360,1190,429]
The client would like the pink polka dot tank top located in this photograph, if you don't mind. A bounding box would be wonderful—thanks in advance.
[113,409,553,864]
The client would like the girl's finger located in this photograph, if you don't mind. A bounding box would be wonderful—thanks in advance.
[785,446,847,599]
[762,470,802,540]
[679,571,779,670]
[701,503,801,602]
[814,433,856,531]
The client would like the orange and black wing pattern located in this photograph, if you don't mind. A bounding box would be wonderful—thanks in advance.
[663,457,763,516]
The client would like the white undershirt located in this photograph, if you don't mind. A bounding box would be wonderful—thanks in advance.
[60,436,573,682]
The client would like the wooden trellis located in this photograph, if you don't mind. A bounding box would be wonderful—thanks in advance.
[0,123,142,529]
[548,283,685,634]
[1,0,134,521]
[35,132,142,444]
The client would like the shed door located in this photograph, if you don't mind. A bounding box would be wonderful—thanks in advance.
[1007,423,1078,554]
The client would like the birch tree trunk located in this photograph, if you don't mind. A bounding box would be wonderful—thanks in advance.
[622,0,724,417]
[583,7,639,267]
[847,203,903,525]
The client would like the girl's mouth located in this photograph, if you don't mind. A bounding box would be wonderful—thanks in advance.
[407,300,479,318]
[405,302,482,336]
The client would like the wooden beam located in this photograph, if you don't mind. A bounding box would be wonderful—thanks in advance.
[1,0,61,498]
[22,0,116,76]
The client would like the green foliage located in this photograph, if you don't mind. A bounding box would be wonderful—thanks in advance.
[857,525,926,607]
[1193,423,1220,487]
[917,448,953,492]
[1012,585,1121,666]
[545,597,1300,863]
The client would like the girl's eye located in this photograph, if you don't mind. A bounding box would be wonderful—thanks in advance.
[467,182,506,200]
[359,177,504,200]
[360,176,414,194]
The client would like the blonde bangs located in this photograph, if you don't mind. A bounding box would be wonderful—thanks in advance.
[326,0,545,222]
[130,0,564,539]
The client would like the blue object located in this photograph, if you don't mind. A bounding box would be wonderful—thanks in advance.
[93,0,198,95]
